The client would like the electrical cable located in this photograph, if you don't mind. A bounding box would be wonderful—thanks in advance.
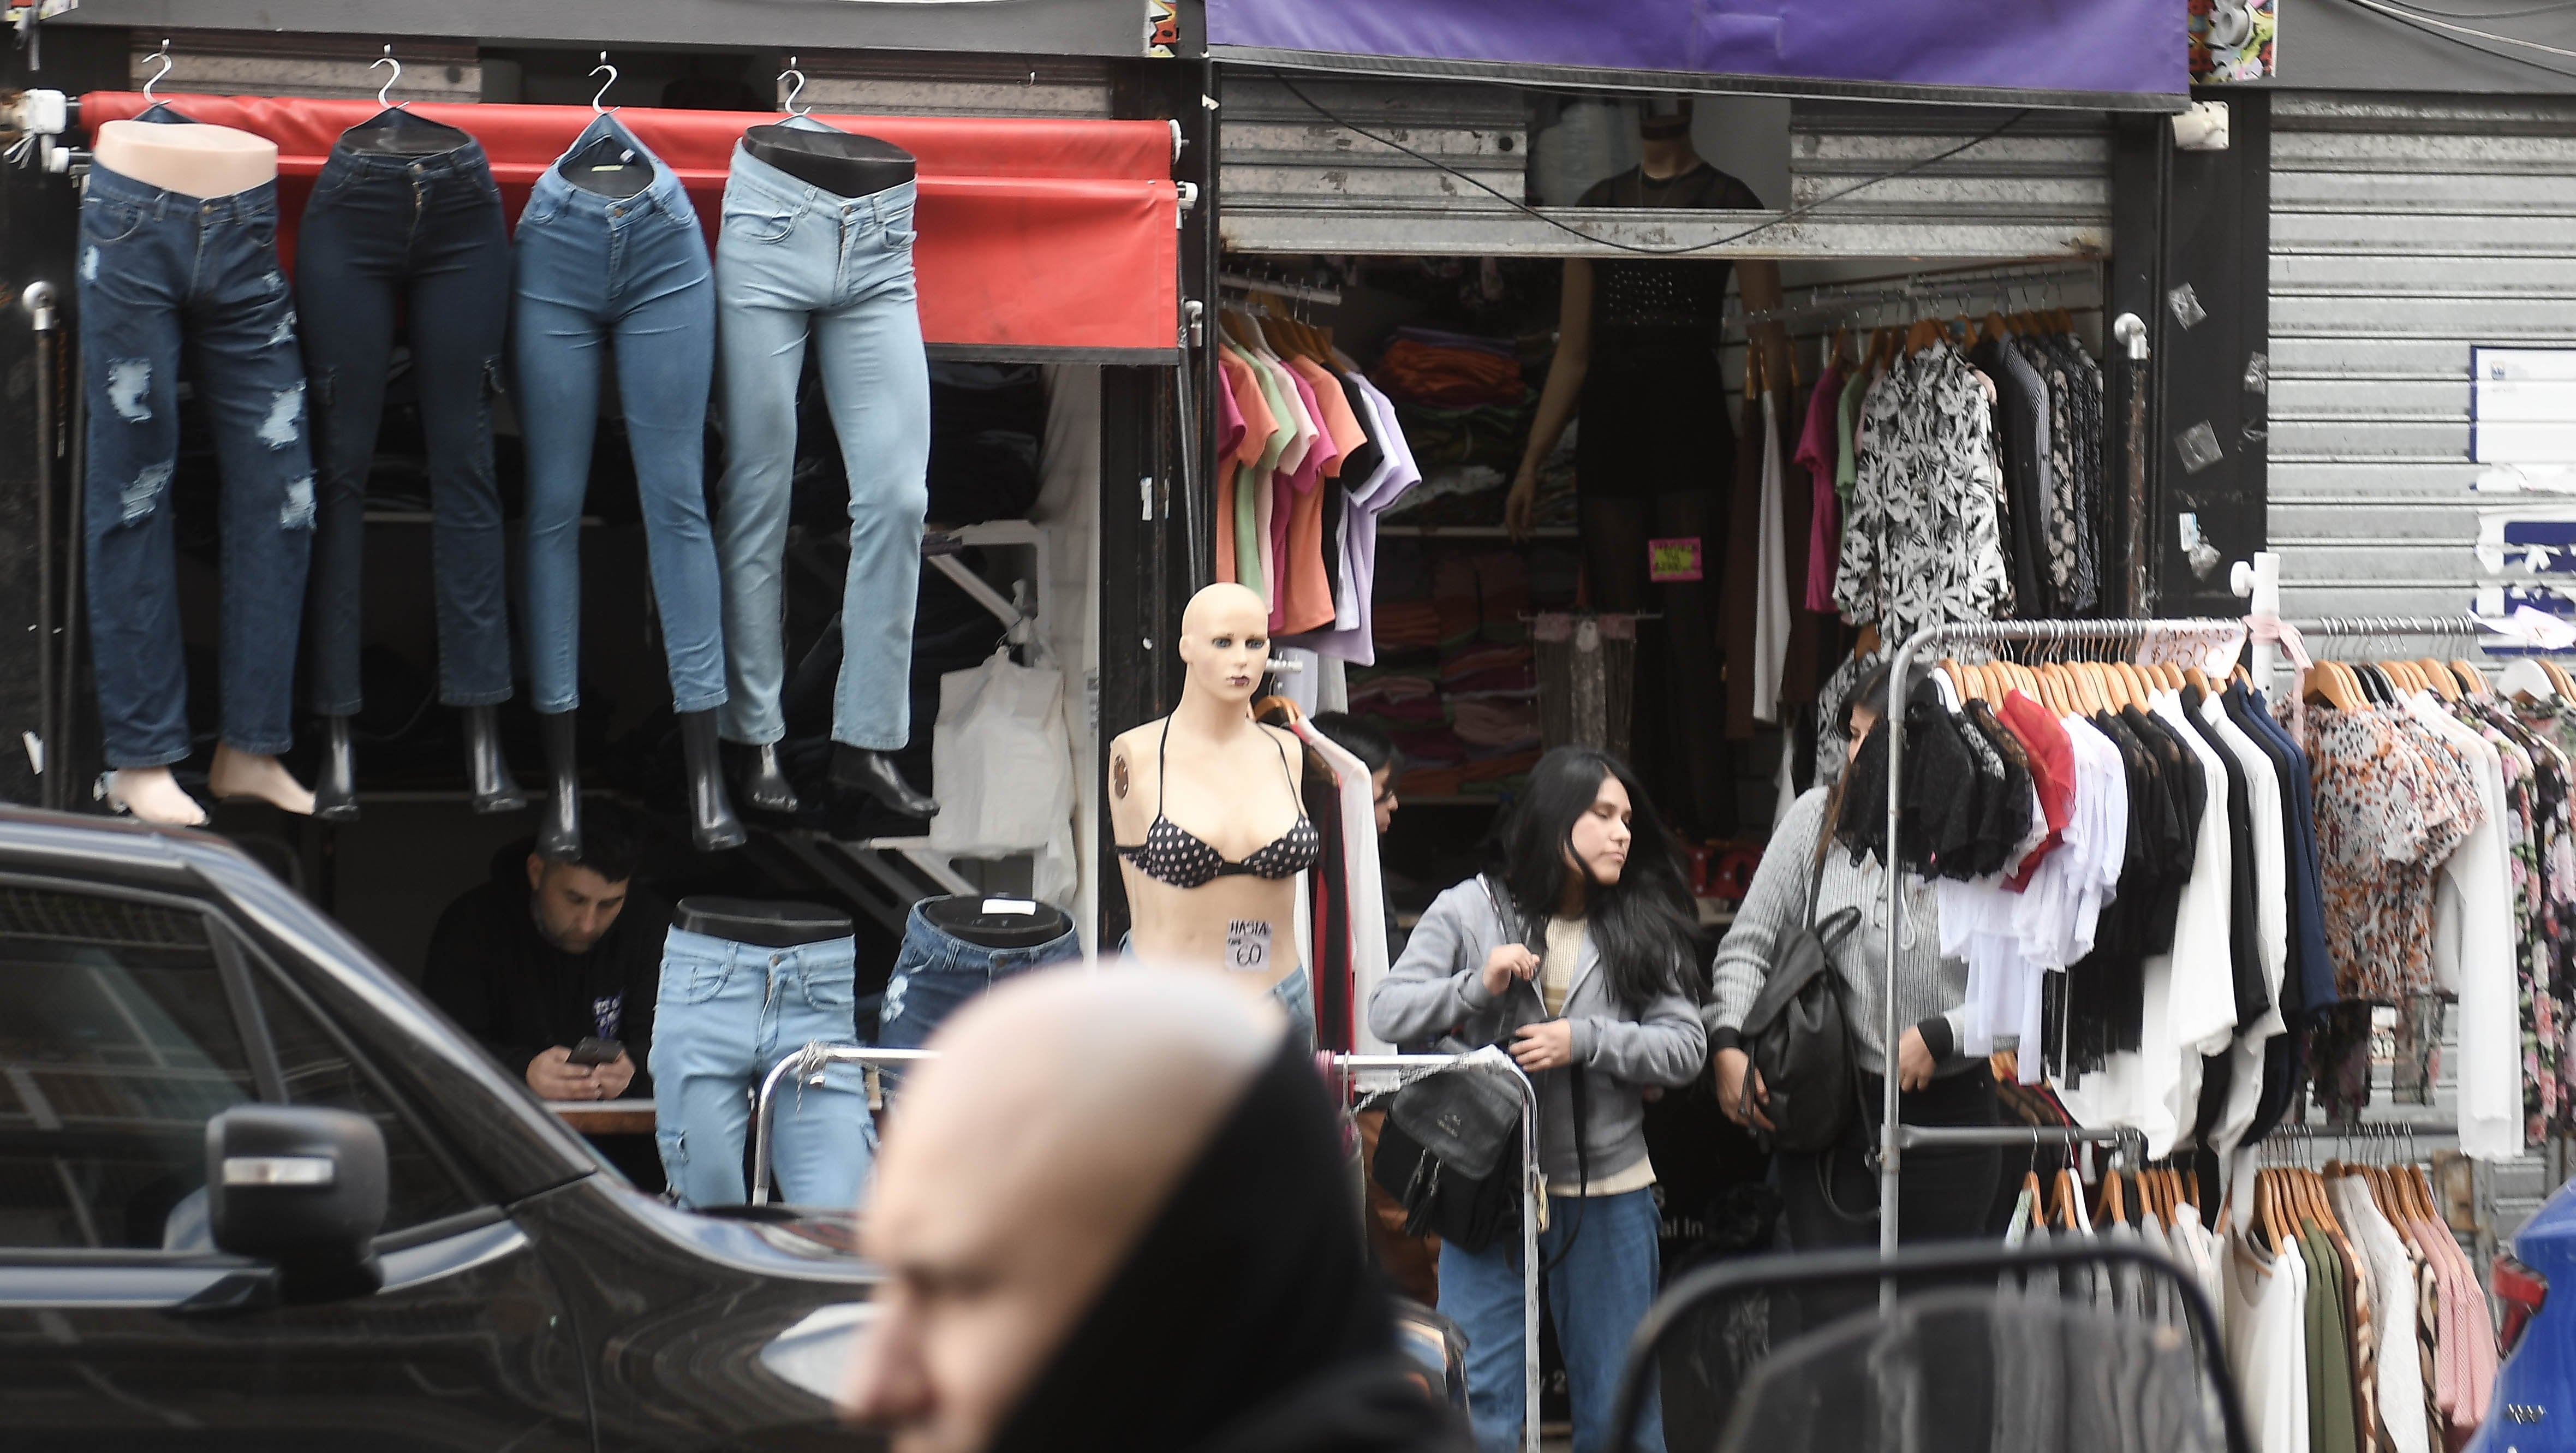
[2353,0,2576,20]
[1261,70,2031,259]
[2340,0,2576,67]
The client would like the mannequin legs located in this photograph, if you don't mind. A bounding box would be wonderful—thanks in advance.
[831,743,939,819]
[678,710,747,853]
[462,704,527,815]
[723,740,800,816]
[206,745,317,815]
[537,710,582,861]
[105,766,207,826]
[312,716,360,822]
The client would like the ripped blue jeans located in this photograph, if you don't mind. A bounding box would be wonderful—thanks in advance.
[79,162,315,767]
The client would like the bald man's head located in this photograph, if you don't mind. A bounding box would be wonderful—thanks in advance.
[840,969,1285,1453]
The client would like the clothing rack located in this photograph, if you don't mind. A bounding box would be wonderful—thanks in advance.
[1215,269,1344,308]
[1876,612,2494,1271]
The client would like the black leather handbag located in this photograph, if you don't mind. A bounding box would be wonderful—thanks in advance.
[1736,849,1863,1154]
[1369,878,1589,1258]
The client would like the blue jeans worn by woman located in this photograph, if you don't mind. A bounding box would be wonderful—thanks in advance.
[651,926,872,1209]
[297,113,513,714]
[79,157,315,767]
[1440,1188,1666,1453]
[711,120,930,752]
[513,112,726,716]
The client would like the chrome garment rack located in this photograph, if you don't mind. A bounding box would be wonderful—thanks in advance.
[1876,613,2492,1278]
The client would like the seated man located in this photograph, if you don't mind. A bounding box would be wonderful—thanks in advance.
[422,803,664,1104]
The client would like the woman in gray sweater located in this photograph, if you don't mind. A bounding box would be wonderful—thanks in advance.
[1368,746,1706,1453]
[1705,665,2002,1264]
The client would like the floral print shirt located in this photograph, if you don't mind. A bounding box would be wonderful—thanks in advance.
[1832,341,2014,646]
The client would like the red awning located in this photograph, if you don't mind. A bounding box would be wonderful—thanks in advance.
[79,92,1180,360]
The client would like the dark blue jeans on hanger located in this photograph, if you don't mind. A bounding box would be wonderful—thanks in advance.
[297,116,514,715]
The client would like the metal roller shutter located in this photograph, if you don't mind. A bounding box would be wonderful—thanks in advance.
[2269,92,2576,621]
[1217,77,2112,259]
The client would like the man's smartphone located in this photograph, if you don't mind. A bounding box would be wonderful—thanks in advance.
[568,1036,624,1067]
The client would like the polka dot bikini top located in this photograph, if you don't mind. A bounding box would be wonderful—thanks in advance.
[1117,718,1321,889]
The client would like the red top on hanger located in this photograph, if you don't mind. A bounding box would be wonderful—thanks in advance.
[78,92,1180,359]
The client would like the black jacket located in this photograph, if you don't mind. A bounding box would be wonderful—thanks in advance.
[420,841,668,1095]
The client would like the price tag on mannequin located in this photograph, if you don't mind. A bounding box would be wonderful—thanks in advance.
[1647,537,1703,582]
[1226,919,1274,974]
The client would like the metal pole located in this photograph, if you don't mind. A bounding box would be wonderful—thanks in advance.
[1879,629,1922,1273]
[25,282,57,809]
[749,1045,937,1205]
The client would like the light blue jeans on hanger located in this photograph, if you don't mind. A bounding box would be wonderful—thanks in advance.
[512,112,727,715]
[711,121,931,752]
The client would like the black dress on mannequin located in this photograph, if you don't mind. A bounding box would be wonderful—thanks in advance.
[1573,161,1767,837]
[672,896,854,948]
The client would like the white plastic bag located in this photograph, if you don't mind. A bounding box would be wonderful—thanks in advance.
[928,650,1072,860]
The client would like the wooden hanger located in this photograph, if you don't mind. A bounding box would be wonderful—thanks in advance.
[1250,694,1303,724]
[2417,658,2462,700]
[2096,1165,2129,1228]
[2453,659,2492,697]
[2547,660,2576,699]
[1855,623,1882,658]
[2304,662,2364,711]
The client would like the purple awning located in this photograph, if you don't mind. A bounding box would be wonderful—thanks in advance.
[1207,0,2188,108]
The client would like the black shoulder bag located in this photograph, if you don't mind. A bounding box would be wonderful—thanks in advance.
[1735,846,1864,1155]
[1368,878,1587,1261]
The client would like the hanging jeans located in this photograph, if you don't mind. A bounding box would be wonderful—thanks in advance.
[79,163,315,767]
[1440,1187,1666,1453]
[877,898,1083,1049]
[297,118,513,715]
[651,926,873,1209]
[514,114,726,717]
[711,129,929,752]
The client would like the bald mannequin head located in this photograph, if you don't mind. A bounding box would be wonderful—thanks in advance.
[1177,582,1272,705]
[840,969,1285,1453]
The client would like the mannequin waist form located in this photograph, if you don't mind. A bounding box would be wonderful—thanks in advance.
[341,105,473,157]
[93,118,278,198]
[671,896,852,949]
[920,894,1074,950]
[742,121,914,198]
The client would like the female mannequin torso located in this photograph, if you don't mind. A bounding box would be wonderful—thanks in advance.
[1109,584,1313,997]
[743,122,914,197]
[93,118,277,198]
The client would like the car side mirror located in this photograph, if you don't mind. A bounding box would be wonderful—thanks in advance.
[206,1104,387,1302]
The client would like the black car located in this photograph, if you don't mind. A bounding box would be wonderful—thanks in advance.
[0,808,882,1449]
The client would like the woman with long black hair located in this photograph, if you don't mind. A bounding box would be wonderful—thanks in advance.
[1707,664,1999,1276]
[1369,746,1707,1453]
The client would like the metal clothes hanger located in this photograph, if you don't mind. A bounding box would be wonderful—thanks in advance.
[373,45,403,109]
[142,38,172,103]
[590,52,618,115]
[780,55,810,116]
